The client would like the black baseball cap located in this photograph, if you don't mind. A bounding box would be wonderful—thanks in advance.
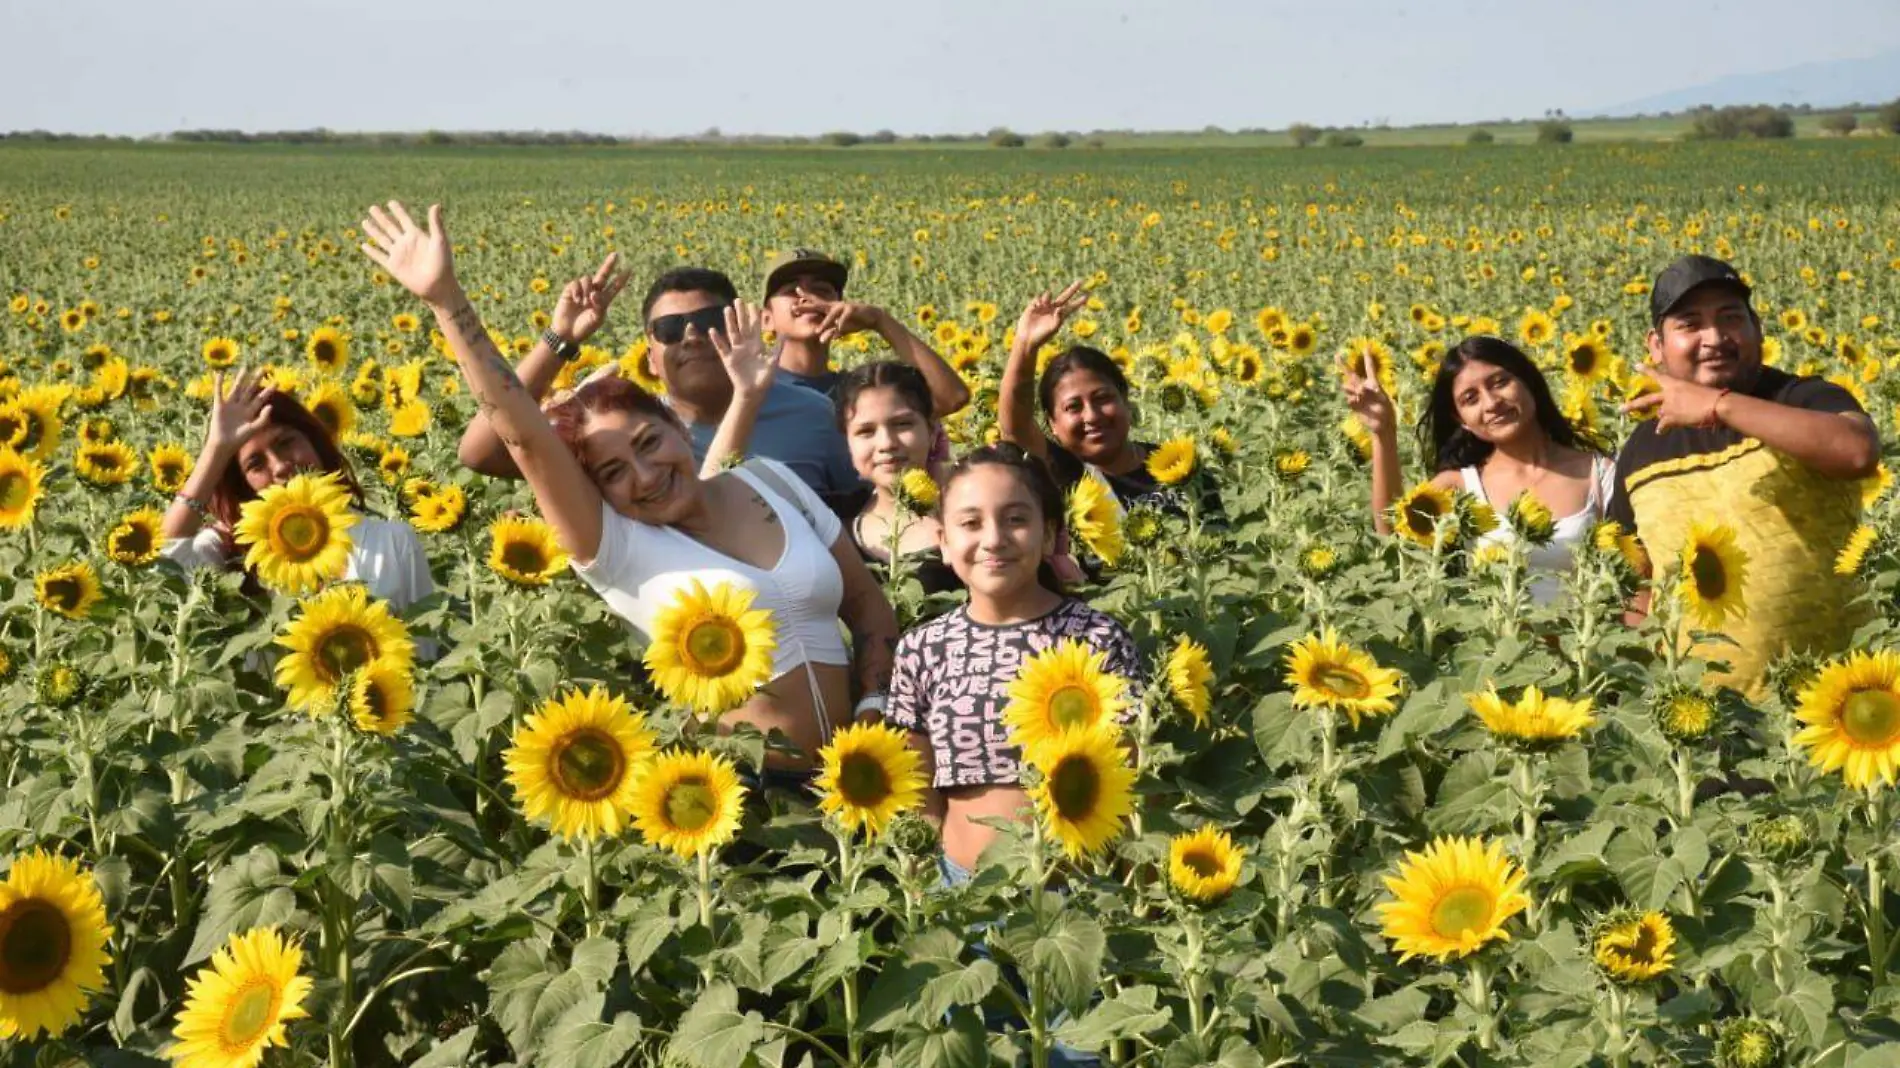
[1649,255,1752,326]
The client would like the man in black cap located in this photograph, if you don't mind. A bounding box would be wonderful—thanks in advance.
[760,248,969,416]
[1607,254,1880,695]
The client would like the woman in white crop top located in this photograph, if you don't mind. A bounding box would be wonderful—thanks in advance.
[362,201,897,779]
[160,370,435,611]
[1343,335,1612,602]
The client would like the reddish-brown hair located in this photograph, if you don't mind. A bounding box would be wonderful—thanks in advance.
[206,390,364,555]
[545,375,684,459]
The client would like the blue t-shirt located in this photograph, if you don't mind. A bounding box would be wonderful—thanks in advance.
[684,379,862,500]
[778,367,842,401]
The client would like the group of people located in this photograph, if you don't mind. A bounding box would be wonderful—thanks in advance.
[161,203,1880,885]
[1344,254,1879,693]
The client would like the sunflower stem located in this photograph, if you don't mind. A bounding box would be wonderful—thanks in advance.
[1514,755,1541,927]
[696,847,715,937]
[579,836,600,940]
[884,496,908,630]
[1866,788,1890,992]
[1671,748,1695,830]
[1183,911,1209,1041]
[834,825,864,1067]
[1465,957,1496,1052]
[326,713,359,1068]
[1028,814,1052,1068]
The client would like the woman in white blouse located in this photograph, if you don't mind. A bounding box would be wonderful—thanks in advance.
[160,367,434,610]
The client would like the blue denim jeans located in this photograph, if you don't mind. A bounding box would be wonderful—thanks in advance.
[938,854,1099,1067]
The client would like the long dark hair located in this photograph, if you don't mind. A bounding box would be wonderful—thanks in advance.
[940,443,1067,594]
[835,361,934,430]
[1422,336,1596,472]
[207,391,364,555]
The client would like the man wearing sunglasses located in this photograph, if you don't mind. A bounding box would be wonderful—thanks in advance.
[459,263,858,499]
[762,248,970,416]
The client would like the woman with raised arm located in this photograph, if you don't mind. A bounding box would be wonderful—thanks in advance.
[1000,282,1216,517]
[160,367,434,609]
[1341,335,1613,602]
[358,201,898,793]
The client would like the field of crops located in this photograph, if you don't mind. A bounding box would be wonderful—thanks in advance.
[2,138,1900,1067]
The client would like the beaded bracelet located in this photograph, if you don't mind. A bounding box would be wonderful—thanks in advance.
[174,492,213,521]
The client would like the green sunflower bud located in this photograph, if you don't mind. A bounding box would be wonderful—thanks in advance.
[1746,815,1813,864]
[1715,1017,1783,1068]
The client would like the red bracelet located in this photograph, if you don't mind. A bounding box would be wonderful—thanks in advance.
[1702,388,1732,430]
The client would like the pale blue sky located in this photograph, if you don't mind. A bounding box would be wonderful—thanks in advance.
[4,0,1898,135]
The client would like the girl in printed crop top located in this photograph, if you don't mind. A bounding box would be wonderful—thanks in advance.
[884,444,1143,874]
[362,201,899,782]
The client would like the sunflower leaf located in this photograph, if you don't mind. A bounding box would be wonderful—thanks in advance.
[543,993,643,1068]
[665,981,765,1067]
[1053,983,1172,1050]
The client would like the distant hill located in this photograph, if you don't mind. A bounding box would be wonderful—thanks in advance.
[1593,49,1900,117]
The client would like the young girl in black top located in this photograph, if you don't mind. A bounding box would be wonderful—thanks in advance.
[836,362,963,599]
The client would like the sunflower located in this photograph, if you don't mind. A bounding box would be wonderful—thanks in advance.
[389,399,432,438]
[347,661,415,736]
[1284,629,1403,728]
[274,584,415,714]
[1562,335,1610,382]
[0,447,45,529]
[1287,323,1318,356]
[1468,685,1595,748]
[75,440,138,486]
[1301,545,1339,577]
[1122,506,1162,548]
[1166,636,1214,726]
[1274,450,1311,482]
[487,515,569,587]
[619,341,666,394]
[815,722,927,837]
[78,417,115,445]
[1592,909,1677,983]
[1168,826,1245,904]
[630,749,746,858]
[1066,478,1125,565]
[895,468,939,514]
[168,927,312,1068]
[107,508,165,567]
[504,686,656,839]
[0,850,113,1040]
[35,562,102,620]
[1375,835,1530,963]
[1144,436,1198,486]
[1392,482,1457,550]
[1790,650,1900,789]
[1715,1017,1782,1068]
[233,472,358,596]
[302,383,356,440]
[1024,722,1137,860]
[1836,525,1880,576]
[144,444,193,494]
[305,326,349,373]
[1517,308,1556,349]
[1003,639,1132,749]
[1678,519,1749,632]
[200,336,240,369]
[1657,690,1717,743]
[644,580,778,715]
[409,483,467,533]
[376,445,410,485]
[1507,492,1556,547]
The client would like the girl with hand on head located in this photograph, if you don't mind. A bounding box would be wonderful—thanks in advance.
[834,361,962,603]
[160,366,435,610]
[1341,335,1612,602]
[358,200,899,792]
[881,444,1142,882]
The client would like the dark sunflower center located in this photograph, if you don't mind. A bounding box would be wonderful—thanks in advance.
[837,751,892,807]
[500,541,548,576]
[1181,848,1222,878]
[272,507,329,561]
[663,775,717,832]
[1048,685,1097,730]
[357,678,390,727]
[0,898,72,995]
[0,471,29,511]
[1402,498,1445,534]
[1569,347,1597,374]
[1048,755,1101,820]
[1429,885,1494,939]
[113,523,155,557]
[1315,664,1370,700]
[315,624,376,679]
[313,403,343,435]
[43,577,80,610]
[683,620,744,676]
[1629,921,1659,961]
[0,415,23,445]
[18,412,46,450]
[1841,688,1900,746]
[221,977,281,1047]
[550,727,627,801]
[313,340,337,364]
[1689,547,1727,600]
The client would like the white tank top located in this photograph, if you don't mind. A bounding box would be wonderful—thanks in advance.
[1460,455,1616,604]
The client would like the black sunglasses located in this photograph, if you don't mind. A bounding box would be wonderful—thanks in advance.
[647,303,730,345]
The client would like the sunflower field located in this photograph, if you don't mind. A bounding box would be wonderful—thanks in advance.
[3,138,1900,1067]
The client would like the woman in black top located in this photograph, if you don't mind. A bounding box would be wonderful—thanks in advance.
[835,362,963,600]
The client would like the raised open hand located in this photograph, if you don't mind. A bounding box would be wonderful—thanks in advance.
[1339,350,1396,438]
[358,201,460,307]
[551,252,632,343]
[790,291,881,344]
[1013,281,1088,352]
[206,366,273,455]
[710,300,774,397]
